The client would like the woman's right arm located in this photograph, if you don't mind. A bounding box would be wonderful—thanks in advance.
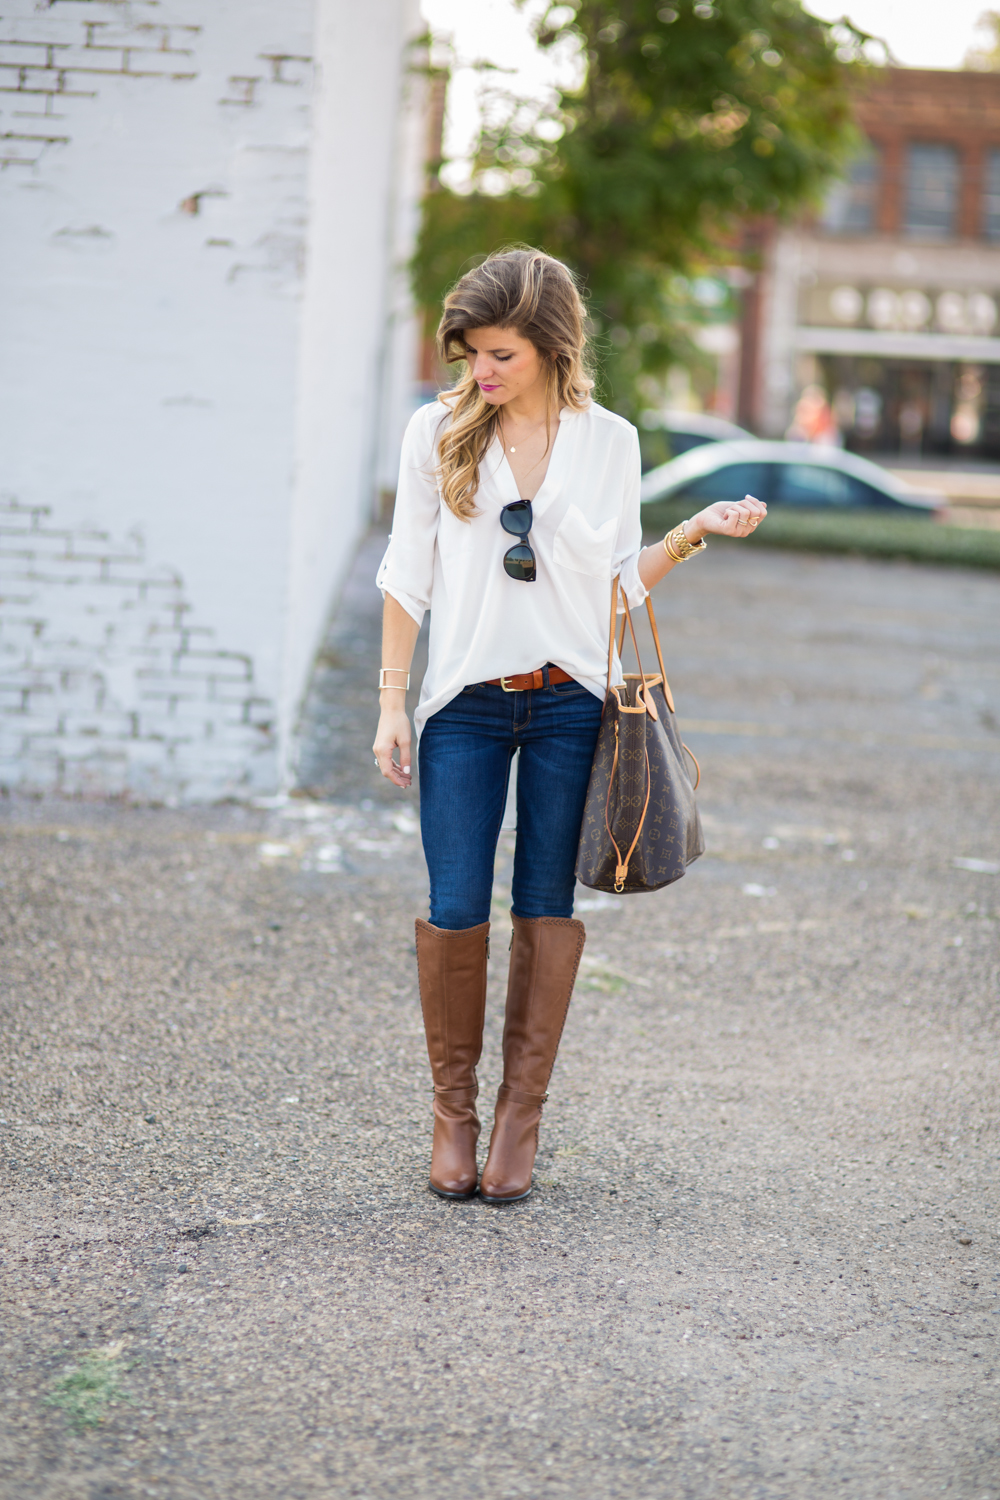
[373,403,443,789]
[372,592,421,789]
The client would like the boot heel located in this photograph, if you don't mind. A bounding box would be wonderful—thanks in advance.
[430,1181,478,1201]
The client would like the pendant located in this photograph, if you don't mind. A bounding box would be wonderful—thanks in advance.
[510,446,516,453]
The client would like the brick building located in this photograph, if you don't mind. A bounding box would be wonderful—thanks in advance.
[0,0,424,800]
[743,67,1000,455]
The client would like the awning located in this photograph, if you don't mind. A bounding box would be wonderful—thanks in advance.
[794,325,1000,363]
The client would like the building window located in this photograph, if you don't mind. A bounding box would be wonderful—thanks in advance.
[903,144,959,239]
[820,143,880,233]
[984,149,1000,241]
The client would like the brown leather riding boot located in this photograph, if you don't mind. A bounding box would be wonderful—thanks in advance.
[414,918,490,1199]
[479,914,586,1205]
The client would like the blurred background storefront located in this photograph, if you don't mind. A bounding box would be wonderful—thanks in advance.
[744,67,1000,461]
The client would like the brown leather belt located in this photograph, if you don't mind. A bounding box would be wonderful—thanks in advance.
[485,665,574,692]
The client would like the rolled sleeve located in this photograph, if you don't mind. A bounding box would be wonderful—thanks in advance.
[376,404,444,628]
[375,549,426,628]
[611,427,648,610]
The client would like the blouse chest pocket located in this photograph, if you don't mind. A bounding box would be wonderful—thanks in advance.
[552,504,617,578]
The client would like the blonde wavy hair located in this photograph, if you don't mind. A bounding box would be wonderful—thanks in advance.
[434,248,594,520]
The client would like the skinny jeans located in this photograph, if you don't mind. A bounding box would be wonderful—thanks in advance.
[418,675,603,931]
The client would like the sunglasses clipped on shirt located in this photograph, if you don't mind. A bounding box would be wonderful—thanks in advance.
[501,499,536,582]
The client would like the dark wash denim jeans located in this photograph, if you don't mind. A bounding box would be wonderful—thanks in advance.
[418,677,604,931]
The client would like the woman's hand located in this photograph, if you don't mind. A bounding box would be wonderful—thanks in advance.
[638,492,769,591]
[374,593,419,790]
[373,703,412,789]
[686,495,767,542]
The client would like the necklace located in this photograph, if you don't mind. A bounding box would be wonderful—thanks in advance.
[500,413,549,455]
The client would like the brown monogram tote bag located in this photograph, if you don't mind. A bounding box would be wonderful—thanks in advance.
[575,578,704,894]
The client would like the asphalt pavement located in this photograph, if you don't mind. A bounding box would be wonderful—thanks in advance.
[2,528,999,1499]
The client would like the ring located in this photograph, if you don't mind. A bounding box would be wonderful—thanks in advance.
[374,757,380,768]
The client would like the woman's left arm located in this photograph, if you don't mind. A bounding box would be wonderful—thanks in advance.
[637,495,768,591]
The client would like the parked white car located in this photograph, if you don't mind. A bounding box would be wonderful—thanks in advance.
[640,439,946,515]
[638,409,753,470]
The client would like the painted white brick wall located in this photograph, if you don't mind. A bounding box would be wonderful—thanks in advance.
[0,494,274,800]
[0,0,422,800]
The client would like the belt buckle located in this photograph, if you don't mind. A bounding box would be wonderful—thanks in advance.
[499,675,519,693]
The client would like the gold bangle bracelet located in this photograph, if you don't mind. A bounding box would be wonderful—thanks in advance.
[663,523,707,563]
[378,668,410,690]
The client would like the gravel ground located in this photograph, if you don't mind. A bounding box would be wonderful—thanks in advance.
[2,532,999,1500]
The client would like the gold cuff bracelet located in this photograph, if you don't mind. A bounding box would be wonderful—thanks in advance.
[663,523,707,563]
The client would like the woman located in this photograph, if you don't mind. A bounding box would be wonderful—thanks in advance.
[374,248,765,1205]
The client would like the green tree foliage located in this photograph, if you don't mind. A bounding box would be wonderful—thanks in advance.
[414,0,873,416]
[965,10,1000,70]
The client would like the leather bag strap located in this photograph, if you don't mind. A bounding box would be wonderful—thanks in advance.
[606,575,620,696]
[606,576,675,713]
[682,741,702,791]
[604,726,652,893]
[604,582,655,891]
[620,591,648,695]
[645,595,675,713]
[607,577,650,697]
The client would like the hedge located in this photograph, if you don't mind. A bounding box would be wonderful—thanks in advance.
[640,501,1000,570]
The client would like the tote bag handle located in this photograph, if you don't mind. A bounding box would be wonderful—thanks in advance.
[607,577,676,714]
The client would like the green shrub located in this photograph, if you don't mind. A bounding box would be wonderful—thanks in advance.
[641,503,1000,570]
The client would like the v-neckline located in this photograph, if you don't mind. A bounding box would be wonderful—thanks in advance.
[492,410,571,515]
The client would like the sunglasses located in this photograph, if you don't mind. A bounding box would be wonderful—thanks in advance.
[501,499,536,582]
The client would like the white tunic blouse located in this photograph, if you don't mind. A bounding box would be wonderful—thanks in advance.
[377,397,649,738]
